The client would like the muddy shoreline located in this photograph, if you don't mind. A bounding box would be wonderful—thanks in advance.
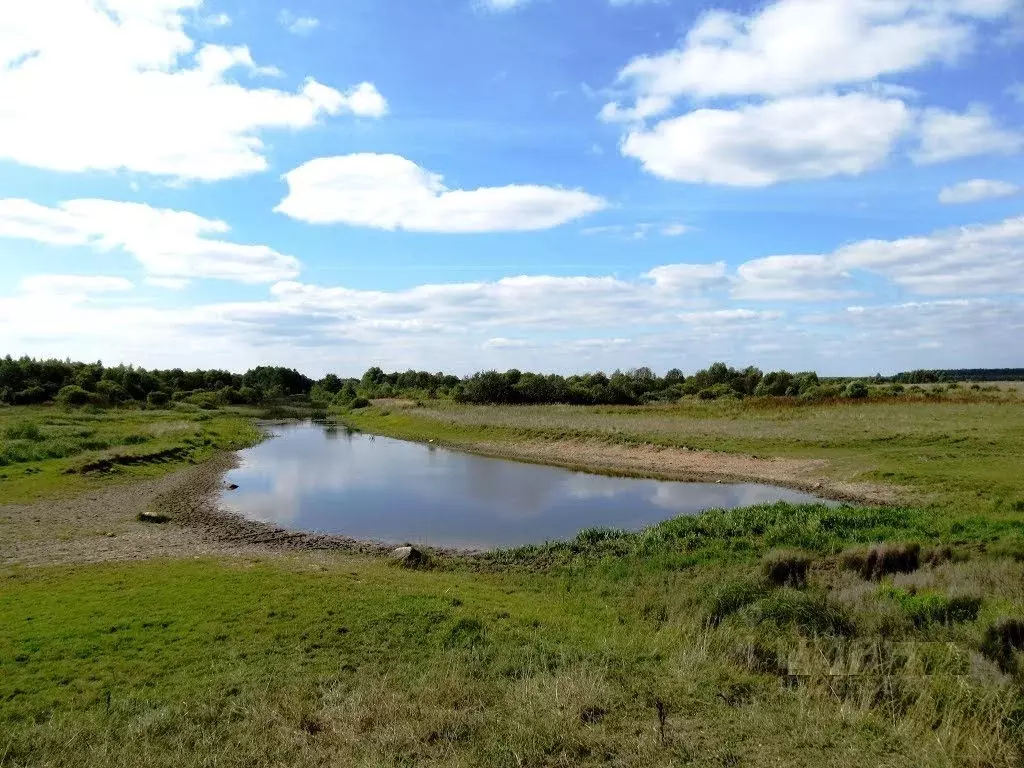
[3,433,893,567]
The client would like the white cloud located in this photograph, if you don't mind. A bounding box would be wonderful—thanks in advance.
[621,94,912,186]
[275,154,607,232]
[678,308,782,323]
[19,274,133,297]
[278,10,320,35]
[607,0,1014,115]
[202,12,231,27]
[938,179,1020,204]
[835,215,1024,294]
[582,222,689,239]
[661,223,691,236]
[0,199,300,284]
[0,1,386,181]
[733,255,852,300]
[477,0,531,11]
[645,262,727,292]
[145,277,191,290]
[913,106,1024,164]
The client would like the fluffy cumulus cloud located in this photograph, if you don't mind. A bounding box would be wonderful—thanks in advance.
[732,255,853,301]
[604,0,1019,185]
[608,0,1013,108]
[913,106,1024,164]
[5,210,1024,372]
[835,216,1024,295]
[0,0,386,181]
[621,94,912,186]
[275,154,607,232]
[0,199,300,283]
[939,179,1020,204]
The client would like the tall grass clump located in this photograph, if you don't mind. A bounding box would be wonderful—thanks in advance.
[761,549,813,587]
[4,420,44,441]
[841,543,921,580]
[879,586,982,628]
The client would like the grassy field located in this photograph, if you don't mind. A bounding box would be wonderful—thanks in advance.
[3,395,1024,766]
[0,405,263,504]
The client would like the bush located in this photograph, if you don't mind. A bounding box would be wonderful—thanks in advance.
[146,391,171,408]
[841,543,920,580]
[56,385,90,408]
[761,549,813,587]
[13,386,48,405]
[980,617,1024,672]
[698,383,735,401]
[349,397,370,410]
[95,380,128,405]
[843,381,869,399]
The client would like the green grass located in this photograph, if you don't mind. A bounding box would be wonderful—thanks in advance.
[4,398,1024,765]
[3,551,1023,767]
[340,397,1024,515]
[0,405,263,504]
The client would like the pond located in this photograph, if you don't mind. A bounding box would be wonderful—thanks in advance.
[220,421,833,550]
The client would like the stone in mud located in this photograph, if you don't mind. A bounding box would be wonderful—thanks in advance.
[389,545,427,567]
[137,511,170,524]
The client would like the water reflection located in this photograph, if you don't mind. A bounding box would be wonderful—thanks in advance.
[220,422,833,550]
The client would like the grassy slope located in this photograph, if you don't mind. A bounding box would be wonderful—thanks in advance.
[3,398,1024,766]
[0,406,262,504]
[341,397,1024,515]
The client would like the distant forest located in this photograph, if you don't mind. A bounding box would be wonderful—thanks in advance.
[0,355,1019,409]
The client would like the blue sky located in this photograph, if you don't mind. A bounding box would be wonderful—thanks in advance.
[1,0,1023,376]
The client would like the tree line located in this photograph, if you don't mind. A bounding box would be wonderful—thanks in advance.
[3,355,1014,410]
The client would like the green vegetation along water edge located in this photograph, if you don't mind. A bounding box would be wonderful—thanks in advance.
[2,361,1023,767]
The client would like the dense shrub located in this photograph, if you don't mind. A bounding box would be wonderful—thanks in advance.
[56,385,90,408]
[349,397,371,410]
[698,384,735,401]
[146,391,171,408]
[13,386,47,405]
[843,381,869,399]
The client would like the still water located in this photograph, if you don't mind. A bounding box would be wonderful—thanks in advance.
[220,421,831,550]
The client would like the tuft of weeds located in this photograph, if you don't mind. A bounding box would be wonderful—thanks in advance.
[841,543,921,580]
[878,585,982,628]
[706,579,771,627]
[744,590,856,636]
[761,549,813,587]
[980,617,1024,673]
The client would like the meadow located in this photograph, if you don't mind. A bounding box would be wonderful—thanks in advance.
[2,391,1024,767]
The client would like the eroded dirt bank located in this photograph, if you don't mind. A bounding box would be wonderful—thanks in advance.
[449,437,900,505]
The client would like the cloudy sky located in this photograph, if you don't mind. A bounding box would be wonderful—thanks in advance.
[1,0,1023,376]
